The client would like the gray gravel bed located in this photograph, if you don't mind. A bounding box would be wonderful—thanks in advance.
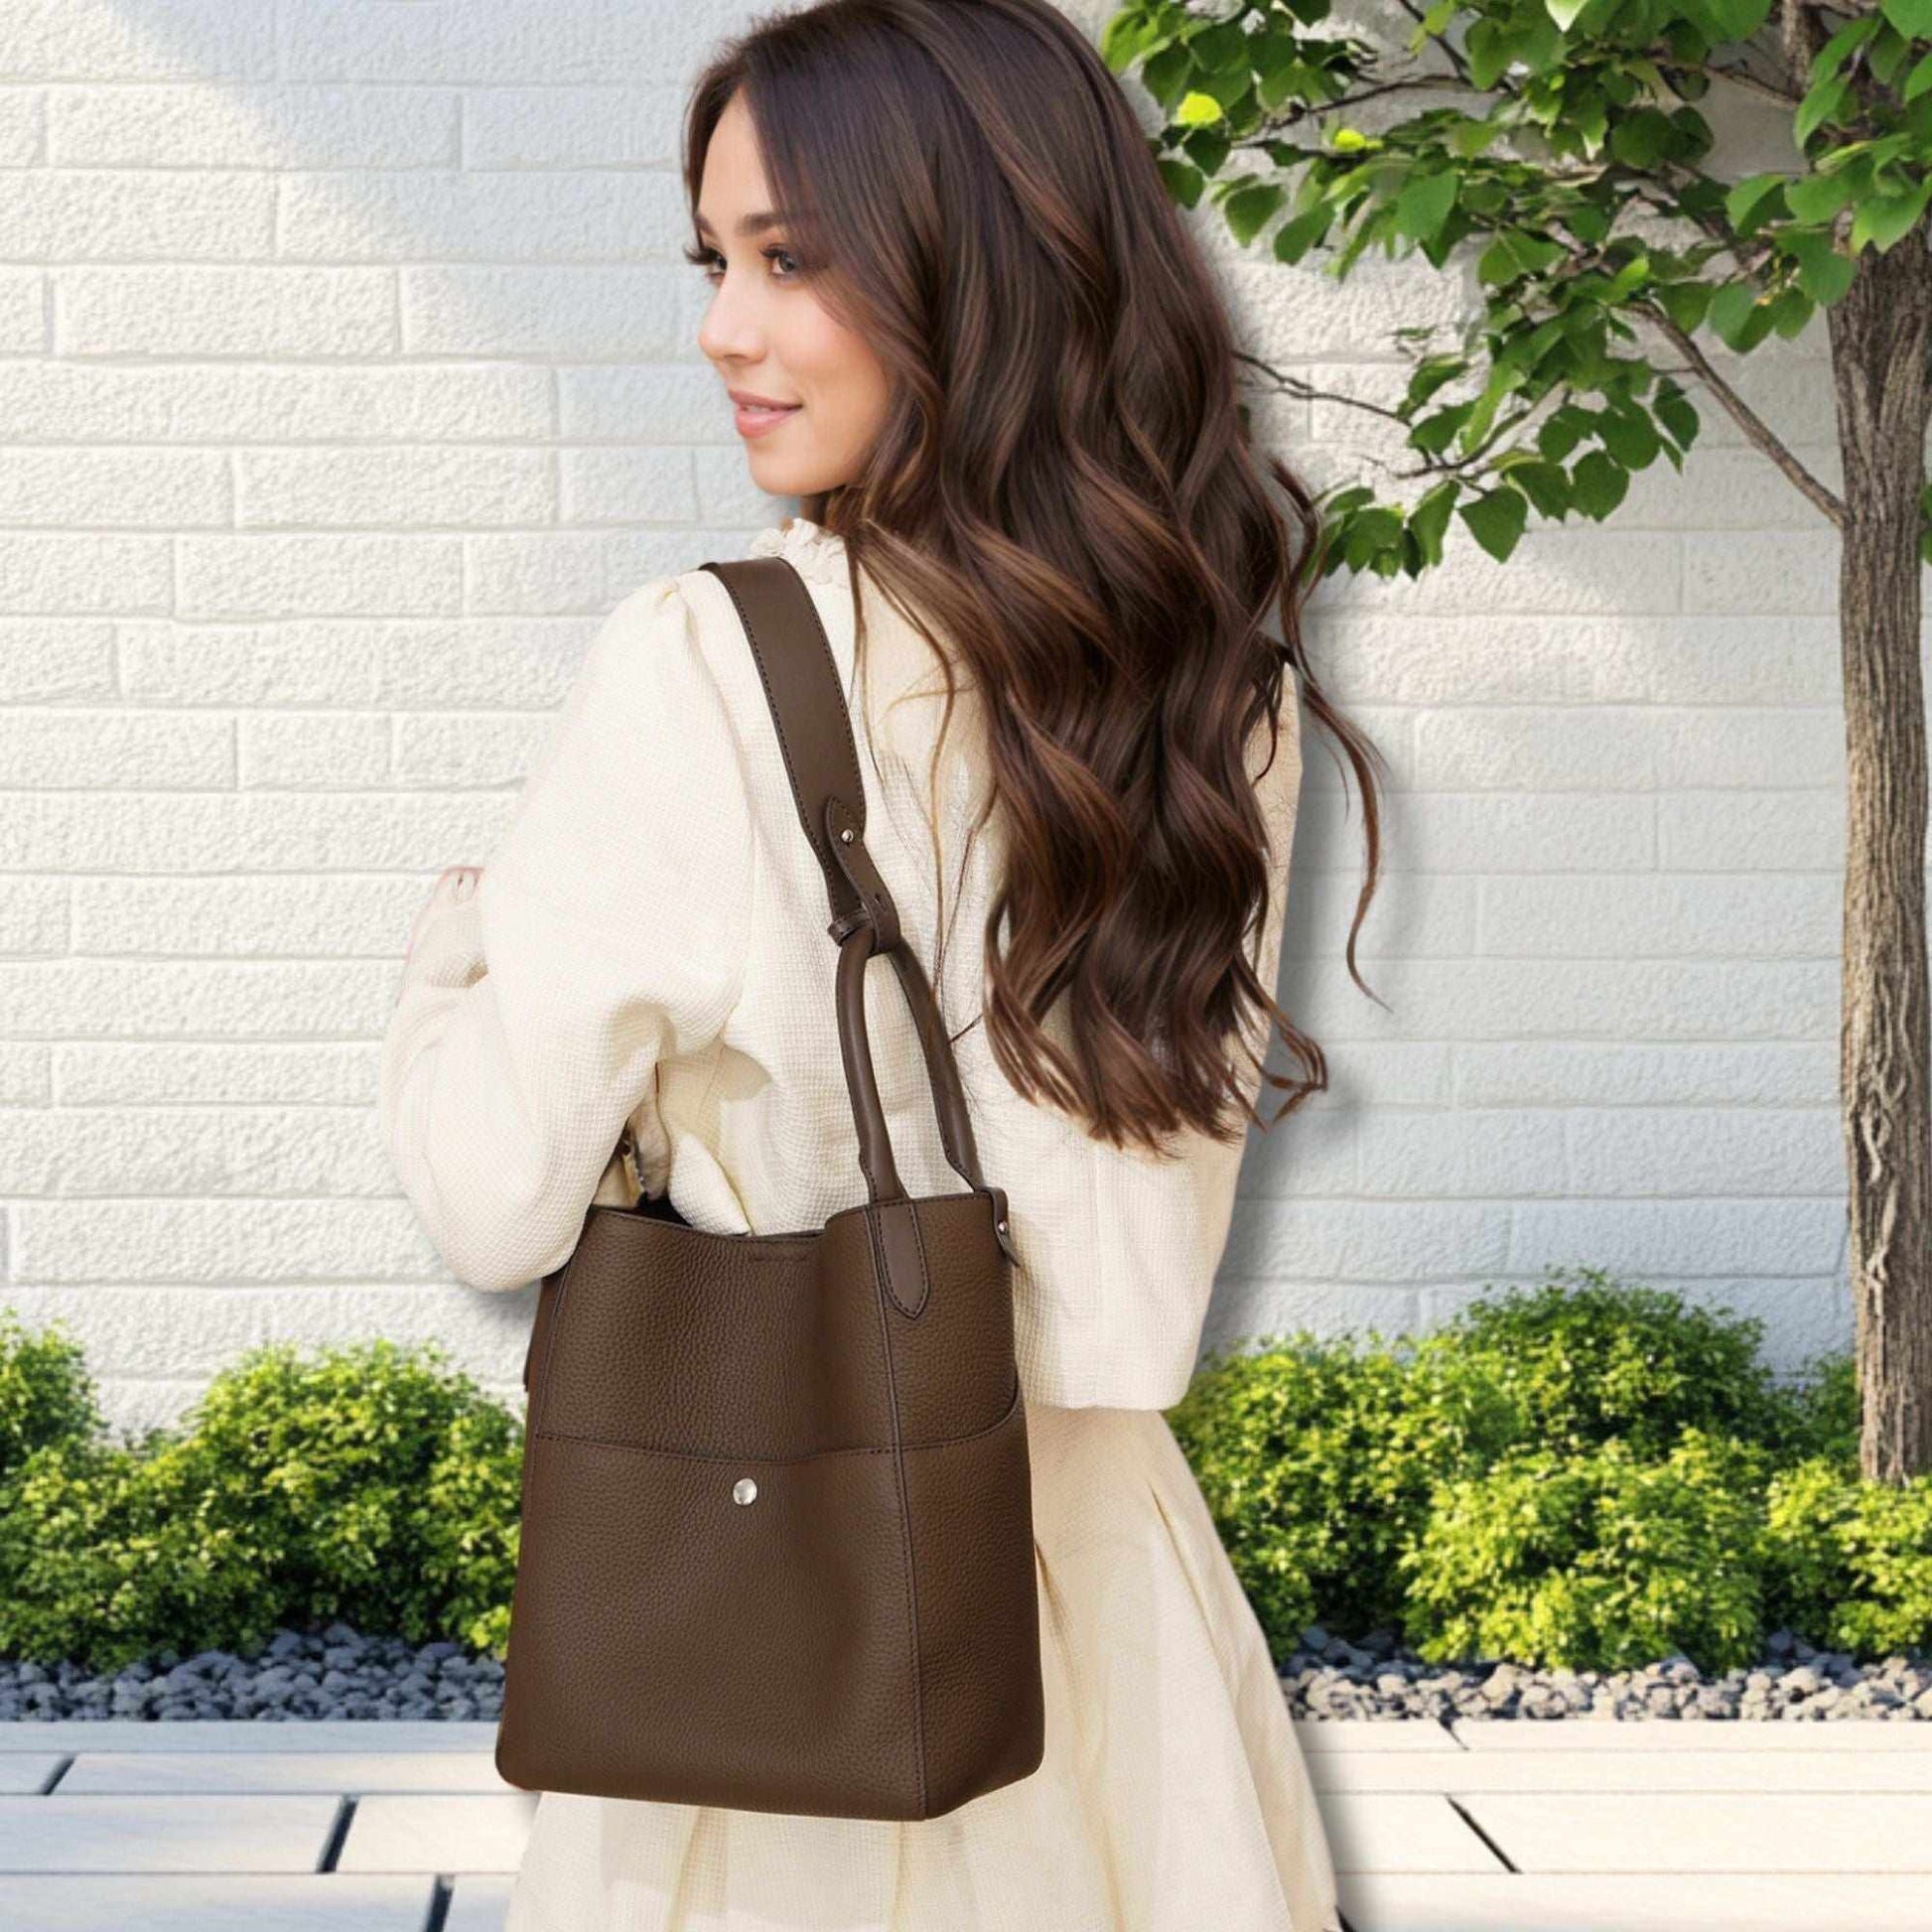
[3,1621,1930,1723]
[1279,1624,1932,1721]
[0,1625,500,1723]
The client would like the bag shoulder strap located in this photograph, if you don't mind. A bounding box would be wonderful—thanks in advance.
[699,555,1017,1261]
[699,555,883,947]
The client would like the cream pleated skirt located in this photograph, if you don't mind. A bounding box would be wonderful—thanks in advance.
[501,1400,1343,1932]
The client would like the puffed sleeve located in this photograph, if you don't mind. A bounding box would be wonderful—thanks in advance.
[378,574,759,1292]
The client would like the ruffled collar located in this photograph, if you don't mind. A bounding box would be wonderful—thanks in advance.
[745,514,850,587]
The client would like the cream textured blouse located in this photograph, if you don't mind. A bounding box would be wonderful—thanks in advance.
[379,516,1302,1411]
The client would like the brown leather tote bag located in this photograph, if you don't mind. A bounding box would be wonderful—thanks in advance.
[493,553,1045,1821]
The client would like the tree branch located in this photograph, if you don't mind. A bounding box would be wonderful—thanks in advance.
[1699,59,1805,107]
[1388,0,1474,85]
[1636,307,1845,525]
[1236,304,1843,529]
[1234,349,1551,483]
[1234,349,1415,427]
[1242,70,1473,145]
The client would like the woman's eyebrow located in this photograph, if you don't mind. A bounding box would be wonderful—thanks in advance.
[693,208,789,238]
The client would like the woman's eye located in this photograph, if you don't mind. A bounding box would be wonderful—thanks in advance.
[682,242,801,282]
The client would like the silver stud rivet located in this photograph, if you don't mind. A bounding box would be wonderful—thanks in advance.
[839,827,853,843]
[732,1476,758,1505]
[997,1219,1009,1234]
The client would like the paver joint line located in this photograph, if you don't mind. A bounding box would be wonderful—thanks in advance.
[1447,1791,1521,1873]
[318,1793,355,1875]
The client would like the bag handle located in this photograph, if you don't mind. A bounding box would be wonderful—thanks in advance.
[700,555,1017,1265]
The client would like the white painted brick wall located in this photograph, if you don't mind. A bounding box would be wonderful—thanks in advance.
[3,0,1856,1440]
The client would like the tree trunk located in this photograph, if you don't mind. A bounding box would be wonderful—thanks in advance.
[1825,233,1932,1484]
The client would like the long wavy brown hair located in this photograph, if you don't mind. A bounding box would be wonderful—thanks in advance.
[683,0,1386,1159]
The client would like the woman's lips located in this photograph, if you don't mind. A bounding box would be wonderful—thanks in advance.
[734,399,801,438]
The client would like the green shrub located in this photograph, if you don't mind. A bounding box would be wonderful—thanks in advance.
[1764,1456,1932,1656]
[1756,1352,1862,1467]
[0,1334,523,1673]
[0,1434,280,1673]
[1397,1426,1771,1673]
[1407,1267,1788,1459]
[0,1271,1918,1682]
[161,1339,523,1653]
[1168,1268,1881,1675]
[0,1311,102,1480]
[1167,1328,1520,1656]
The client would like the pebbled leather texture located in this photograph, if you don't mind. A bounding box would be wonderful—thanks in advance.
[494,553,1044,1821]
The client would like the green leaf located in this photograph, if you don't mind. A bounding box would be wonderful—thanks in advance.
[1573,98,1610,161]
[1459,486,1529,561]
[1175,89,1225,128]
[1341,504,1406,569]
[1545,0,1593,30]
[1906,48,1932,102]
[1157,157,1205,207]
[1189,20,1252,71]
[1466,19,1510,89]
[1195,62,1255,112]
[1653,381,1700,453]
[1449,116,1503,160]
[1781,230,1858,304]
[1273,207,1331,262]
[1412,401,1476,456]
[1708,278,1764,347]
[1257,58,1309,112]
[1180,124,1231,176]
[1099,9,1168,72]
[1765,285,1816,338]
[1610,110,1677,170]
[1224,180,1286,246]
[1870,22,1912,87]
[1477,227,1567,287]
[1142,44,1191,109]
[1570,450,1630,518]
[1699,0,1773,37]
[1477,239,1516,286]
[1604,251,1653,304]
[1408,483,1458,565]
[1322,484,1380,518]
[1460,363,1521,451]
[1654,280,1713,334]
[1504,459,1573,518]
[1599,408,1661,470]
[1537,406,1589,462]
[1882,0,1932,41]
[1851,176,1932,252]
[1725,172,1791,234]
[1786,172,1857,223]
[1796,76,1853,149]
[1812,12,1882,85]
[1512,9,1568,73]
[1407,353,1471,408]
[1396,170,1458,242]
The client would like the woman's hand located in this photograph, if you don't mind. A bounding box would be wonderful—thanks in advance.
[404,865,483,967]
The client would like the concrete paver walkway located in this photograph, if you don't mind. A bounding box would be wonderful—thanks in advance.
[3,1715,1932,1928]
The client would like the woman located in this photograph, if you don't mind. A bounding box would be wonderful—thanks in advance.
[382,1,1383,1926]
